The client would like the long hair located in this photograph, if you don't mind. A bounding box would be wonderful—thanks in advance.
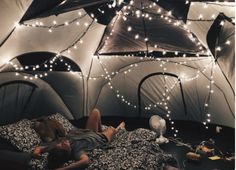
[47,141,71,169]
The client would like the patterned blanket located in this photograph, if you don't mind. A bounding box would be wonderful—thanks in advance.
[30,128,178,170]
[86,128,177,170]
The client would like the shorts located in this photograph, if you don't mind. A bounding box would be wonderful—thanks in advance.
[97,133,109,143]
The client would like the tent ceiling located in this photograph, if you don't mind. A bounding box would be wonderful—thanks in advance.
[0,0,234,128]
[21,0,110,22]
[97,0,206,55]
[0,0,32,46]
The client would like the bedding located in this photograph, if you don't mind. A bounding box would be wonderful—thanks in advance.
[0,115,178,170]
[86,128,178,170]
[48,113,75,133]
[62,127,178,170]
[0,119,41,152]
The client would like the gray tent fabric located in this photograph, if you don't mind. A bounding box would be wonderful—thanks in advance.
[97,0,205,55]
[0,1,234,128]
[0,80,37,125]
[187,2,235,47]
[0,72,74,125]
[21,0,110,22]
[94,56,234,127]
[207,13,235,91]
[0,0,32,46]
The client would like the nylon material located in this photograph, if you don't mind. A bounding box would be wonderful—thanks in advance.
[181,78,207,121]
[99,0,200,54]
[99,16,146,53]
[143,18,198,51]
[139,72,204,121]
[94,57,234,127]
[23,8,87,25]
[98,56,212,75]
[87,78,110,115]
[27,82,73,119]
[20,0,64,21]
[0,72,74,120]
[89,58,107,77]
[140,76,185,118]
[0,9,105,72]
[75,23,106,75]
[0,0,32,44]
[0,83,34,124]
[17,84,32,113]
[96,84,128,117]
[187,2,235,46]
[209,85,234,127]
[211,65,235,113]
[216,21,235,89]
[42,72,84,119]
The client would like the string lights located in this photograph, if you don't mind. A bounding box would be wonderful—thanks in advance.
[7,13,96,80]
[99,1,208,57]
[3,0,233,136]
[202,62,216,129]
[22,13,88,32]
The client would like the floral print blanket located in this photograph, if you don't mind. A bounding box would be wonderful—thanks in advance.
[31,128,178,170]
[85,128,178,170]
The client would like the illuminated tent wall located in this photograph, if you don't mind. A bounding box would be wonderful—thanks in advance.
[0,0,234,134]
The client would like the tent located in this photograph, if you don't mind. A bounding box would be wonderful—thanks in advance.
[0,0,234,132]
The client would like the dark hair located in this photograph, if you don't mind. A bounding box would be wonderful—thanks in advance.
[47,146,71,169]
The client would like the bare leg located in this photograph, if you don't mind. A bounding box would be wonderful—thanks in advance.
[115,122,125,132]
[85,108,102,132]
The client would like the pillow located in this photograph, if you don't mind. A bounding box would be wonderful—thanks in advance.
[0,119,41,152]
[32,117,66,142]
[48,113,75,133]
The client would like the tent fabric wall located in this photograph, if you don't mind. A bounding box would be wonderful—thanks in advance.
[42,72,85,119]
[0,0,32,46]
[0,79,37,125]
[0,1,234,129]
[0,72,74,125]
[93,56,234,127]
[97,0,204,55]
[0,8,106,76]
[187,2,235,47]
[207,14,235,91]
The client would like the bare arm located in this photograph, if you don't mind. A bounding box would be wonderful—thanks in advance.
[32,146,47,157]
[56,153,89,170]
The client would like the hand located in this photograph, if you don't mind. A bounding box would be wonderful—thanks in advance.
[33,146,44,156]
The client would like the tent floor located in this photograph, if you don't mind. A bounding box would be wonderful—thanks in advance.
[75,117,235,170]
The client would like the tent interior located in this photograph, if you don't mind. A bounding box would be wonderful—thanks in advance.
[0,0,235,169]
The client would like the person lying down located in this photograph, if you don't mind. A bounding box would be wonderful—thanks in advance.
[32,108,125,170]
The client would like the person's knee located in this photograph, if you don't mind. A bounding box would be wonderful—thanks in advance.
[90,108,101,118]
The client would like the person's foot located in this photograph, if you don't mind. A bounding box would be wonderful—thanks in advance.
[115,121,125,131]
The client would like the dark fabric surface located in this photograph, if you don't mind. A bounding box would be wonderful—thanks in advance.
[0,150,32,169]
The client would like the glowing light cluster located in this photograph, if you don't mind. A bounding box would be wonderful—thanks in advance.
[22,13,88,32]
[100,2,207,58]
[6,0,233,136]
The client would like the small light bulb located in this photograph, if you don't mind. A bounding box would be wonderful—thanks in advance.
[127,26,132,31]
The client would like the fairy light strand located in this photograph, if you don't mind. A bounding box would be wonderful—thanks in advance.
[6,18,95,80]
[21,13,88,29]
[100,2,207,56]
[202,61,216,129]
